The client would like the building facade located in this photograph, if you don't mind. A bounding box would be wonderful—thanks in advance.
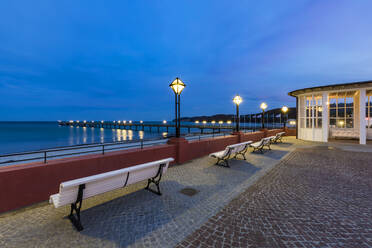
[289,80,372,144]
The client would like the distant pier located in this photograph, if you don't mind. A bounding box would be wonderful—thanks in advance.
[58,121,249,134]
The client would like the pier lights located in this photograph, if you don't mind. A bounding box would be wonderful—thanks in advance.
[218,120,223,127]
[233,95,243,132]
[69,120,73,123]
[129,120,132,124]
[260,102,268,129]
[195,120,199,124]
[77,120,80,123]
[227,120,232,125]
[101,120,104,123]
[140,120,143,124]
[281,106,289,128]
[169,77,186,138]
[211,120,216,125]
[202,120,207,125]
[163,120,167,124]
[118,120,121,124]
[83,120,87,123]
[124,120,126,124]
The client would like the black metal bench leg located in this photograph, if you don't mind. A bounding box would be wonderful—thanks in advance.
[68,184,85,231]
[146,164,165,195]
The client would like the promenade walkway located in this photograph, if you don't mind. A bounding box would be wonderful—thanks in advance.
[1,137,371,247]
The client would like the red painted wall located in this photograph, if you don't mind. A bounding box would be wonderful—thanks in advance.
[0,128,291,213]
[0,144,176,213]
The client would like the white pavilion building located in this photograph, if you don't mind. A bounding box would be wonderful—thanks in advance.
[289,80,372,144]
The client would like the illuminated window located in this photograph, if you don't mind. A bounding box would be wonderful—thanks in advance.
[329,91,354,129]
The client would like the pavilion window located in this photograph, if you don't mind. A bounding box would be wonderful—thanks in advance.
[366,91,372,129]
[303,95,322,128]
[329,91,354,129]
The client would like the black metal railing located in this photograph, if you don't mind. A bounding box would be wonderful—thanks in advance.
[0,131,243,167]
[0,138,168,166]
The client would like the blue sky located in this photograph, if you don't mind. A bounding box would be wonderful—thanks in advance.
[1,0,372,121]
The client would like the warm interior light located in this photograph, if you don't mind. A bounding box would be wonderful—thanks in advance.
[289,121,296,125]
[318,106,323,112]
[338,120,345,127]
[233,95,243,105]
[260,102,268,110]
[169,77,186,95]
[281,106,288,113]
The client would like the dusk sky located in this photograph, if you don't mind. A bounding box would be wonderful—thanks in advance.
[1,0,372,121]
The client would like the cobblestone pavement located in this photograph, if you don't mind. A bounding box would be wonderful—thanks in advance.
[176,145,372,248]
[0,137,308,248]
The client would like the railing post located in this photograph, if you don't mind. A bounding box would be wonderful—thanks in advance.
[44,151,47,163]
[102,145,105,155]
[141,140,143,149]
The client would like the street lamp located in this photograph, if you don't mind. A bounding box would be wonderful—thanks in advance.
[233,95,243,132]
[260,102,267,129]
[169,77,186,138]
[281,106,288,129]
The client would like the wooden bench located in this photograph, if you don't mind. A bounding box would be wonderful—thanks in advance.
[209,141,252,167]
[49,158,174,231]
[249,137,272,153]
[271,132,286,143]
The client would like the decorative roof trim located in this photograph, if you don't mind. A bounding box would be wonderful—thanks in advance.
[288,80,372,97]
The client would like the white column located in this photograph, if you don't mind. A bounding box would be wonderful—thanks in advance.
[322,92,328,142]
[312,94,315,140]
[359,89,366,144]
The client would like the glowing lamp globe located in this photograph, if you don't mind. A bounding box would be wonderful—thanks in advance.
[281,106,288,113]
[169,77,186,95]
[233,95,243,106]
[260,102,268,111]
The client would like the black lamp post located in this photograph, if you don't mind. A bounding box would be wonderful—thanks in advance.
[260,102,267,129]
[169,77,186,138]
[281,106,288,129]
[233,95,242,132]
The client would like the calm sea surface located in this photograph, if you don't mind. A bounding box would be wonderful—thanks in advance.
[0,121,176,155]
[0,121,281,155]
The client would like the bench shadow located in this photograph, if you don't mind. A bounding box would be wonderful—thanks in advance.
[274,142,292,147]
[247,149,289,160]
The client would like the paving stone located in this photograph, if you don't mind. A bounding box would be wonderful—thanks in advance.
[175,144,372,248]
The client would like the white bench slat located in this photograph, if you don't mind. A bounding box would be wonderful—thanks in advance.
[60,158,173,190]
[50,158,174,208]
